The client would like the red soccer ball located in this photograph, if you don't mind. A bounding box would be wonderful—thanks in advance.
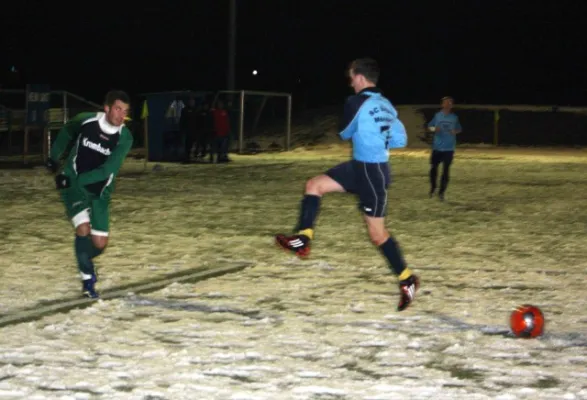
[510,305,545,338]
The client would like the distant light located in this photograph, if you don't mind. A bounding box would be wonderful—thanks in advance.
[252,70,258,75]
[10,66,16,73]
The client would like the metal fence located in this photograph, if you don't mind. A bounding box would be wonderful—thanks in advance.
[0,90,102,164]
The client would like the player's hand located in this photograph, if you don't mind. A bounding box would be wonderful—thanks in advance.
[45,158,59,174]
[55,174,71,190]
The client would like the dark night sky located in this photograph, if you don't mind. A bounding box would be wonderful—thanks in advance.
[1,0,585,107]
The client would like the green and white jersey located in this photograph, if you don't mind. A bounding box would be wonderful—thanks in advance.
[50,112,133,197]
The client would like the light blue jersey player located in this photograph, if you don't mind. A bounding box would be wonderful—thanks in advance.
[427,96,462,200]
[275,58,419,312]
[339,88,407,163]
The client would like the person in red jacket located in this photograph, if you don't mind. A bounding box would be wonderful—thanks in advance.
[211,100,231,163]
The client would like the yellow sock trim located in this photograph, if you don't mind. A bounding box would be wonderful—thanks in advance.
[398,268,412,281]
[298,228,314,240]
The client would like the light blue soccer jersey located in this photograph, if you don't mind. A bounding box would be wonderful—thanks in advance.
[339,88,407,163]
[427,111,462,151]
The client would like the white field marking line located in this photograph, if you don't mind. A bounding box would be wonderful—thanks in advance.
[0,263,253,328]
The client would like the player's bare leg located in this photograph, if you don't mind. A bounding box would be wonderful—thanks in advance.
[275,174,345,257]
[91,234,108,256]
[364,215,419,311]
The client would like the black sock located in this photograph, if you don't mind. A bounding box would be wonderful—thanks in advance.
[75,235,95,278]
[296,194,321,232]
[440,165,450,194]
[379,237,409,277]
[429,166,438,193]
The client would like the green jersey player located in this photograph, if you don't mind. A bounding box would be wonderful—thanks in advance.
[46,90,133,298]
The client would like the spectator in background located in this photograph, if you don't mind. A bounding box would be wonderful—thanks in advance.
[180,97,198,163]
[194,102,213,161]
[165,95,185,160]
[211,100,231,163]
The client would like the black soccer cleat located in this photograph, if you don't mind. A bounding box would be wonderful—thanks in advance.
[397,275,419,311]
[82,274,99,299]
[275,234,311,258]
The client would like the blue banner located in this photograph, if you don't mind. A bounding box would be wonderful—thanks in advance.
[26,84,51,126]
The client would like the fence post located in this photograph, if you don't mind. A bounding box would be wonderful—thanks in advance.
[23,127,29,164]
[142,99,149,171]
[286,95,292,151]
[239,90,245,154]
[23,89,29,164]
[43,127,49,163]
[493,110,500,146]
[62,92,68,124]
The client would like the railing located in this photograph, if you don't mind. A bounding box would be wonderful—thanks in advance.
[0,90,102,163]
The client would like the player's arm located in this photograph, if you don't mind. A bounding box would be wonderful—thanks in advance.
[452,116,463,135]
[339,95,364,140]
[427,113,439,132]
[76,128,133,187]
[387,118,408,149]
[48,112,96,163]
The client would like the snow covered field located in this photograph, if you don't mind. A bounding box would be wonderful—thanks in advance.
[1,150,586,399]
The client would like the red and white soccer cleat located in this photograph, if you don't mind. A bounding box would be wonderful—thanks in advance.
[397,275,419,311]
[275,234,311,258]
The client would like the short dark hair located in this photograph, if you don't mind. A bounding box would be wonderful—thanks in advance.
[104,90,130,107]
[349,58,380,84]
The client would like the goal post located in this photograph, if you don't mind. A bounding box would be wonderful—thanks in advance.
[213,90,292,153]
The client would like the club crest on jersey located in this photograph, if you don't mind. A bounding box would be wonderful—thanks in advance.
[82,138,111,156]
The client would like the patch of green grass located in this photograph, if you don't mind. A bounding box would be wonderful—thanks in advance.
[338,361,385,380]
[529,376,561,389]
[425,361,484,381]
[112,385,135,392]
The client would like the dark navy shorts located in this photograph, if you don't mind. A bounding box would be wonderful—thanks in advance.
[430,150,454,166]
[326,160,391,218]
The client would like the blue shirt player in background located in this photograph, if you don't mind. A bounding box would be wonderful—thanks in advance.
[427,96,462,200]
[275,58,419,312]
